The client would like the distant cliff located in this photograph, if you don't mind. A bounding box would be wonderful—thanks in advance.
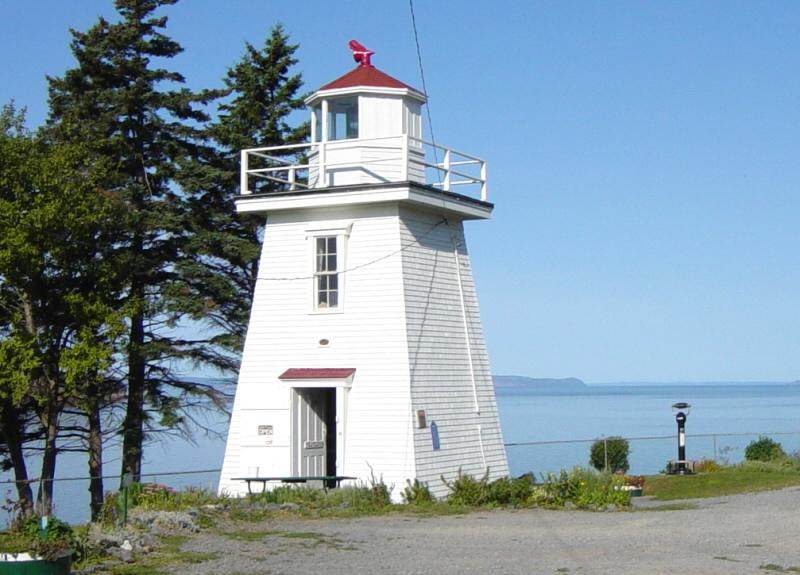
[493,375,588,393]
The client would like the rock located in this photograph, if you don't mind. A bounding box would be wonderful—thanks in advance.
[129,510,199,534]
[605,504,618,512]
[280,502,300,511]
[120,540,133,552]
[109,546,133,563]
[564,501,575,509]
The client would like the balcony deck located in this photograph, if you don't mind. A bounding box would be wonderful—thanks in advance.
[240,136,488,204]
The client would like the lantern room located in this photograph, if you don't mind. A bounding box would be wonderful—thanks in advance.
[237,42,488,209]
[305,62,426,187]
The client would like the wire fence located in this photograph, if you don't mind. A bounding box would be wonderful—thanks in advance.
[505,430,800,477]
[3,430,799,488]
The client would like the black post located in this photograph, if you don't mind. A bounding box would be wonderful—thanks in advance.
[676,411,687,475]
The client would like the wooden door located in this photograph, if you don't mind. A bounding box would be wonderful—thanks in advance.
[296,389,327,476]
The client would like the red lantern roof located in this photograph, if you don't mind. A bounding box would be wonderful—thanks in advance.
[318,65,423,96]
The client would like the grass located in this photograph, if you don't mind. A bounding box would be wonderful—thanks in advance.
[760,564,800,573]
[104,534,219,575]
[634,502,698,512]
[644,462,800,500]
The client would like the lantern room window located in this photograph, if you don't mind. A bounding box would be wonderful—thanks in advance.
[327,97,358,140]
[315,236,340,309]
[312,105,322,142]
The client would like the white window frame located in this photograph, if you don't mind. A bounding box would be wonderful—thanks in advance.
[307,224,351,314]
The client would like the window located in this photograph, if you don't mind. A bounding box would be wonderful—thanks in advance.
[327,97,358,140]
[312,105,322,142]
[315,236,339,309]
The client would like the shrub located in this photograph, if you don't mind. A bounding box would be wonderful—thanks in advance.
[486,475,536,506]
[402,479,434,505]
[533,467,630,509]
[590,437,630,473]
[745,436,786,462]
[15,515,76,561]
[442,469,491,506]
[99,483,222,523]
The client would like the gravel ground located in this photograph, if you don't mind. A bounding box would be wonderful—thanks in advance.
[176,487,800,575]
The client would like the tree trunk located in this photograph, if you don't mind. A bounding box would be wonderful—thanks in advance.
[36,410,59,516]
[0,404,34,517]
[87,402,104,521]
[121,281,145,487]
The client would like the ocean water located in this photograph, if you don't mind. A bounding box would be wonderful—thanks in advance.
[3,382,800,525]
[499,383,800,478]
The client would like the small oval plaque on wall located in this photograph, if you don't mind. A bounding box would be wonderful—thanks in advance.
[319,338,330,346]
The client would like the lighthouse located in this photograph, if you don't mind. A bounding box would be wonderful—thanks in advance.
[218,43,509,499]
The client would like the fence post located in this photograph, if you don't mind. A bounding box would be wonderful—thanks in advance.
[603,438,609,472]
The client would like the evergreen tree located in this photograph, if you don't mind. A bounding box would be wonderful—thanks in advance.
[46,0,220,485]
[176,25,308,361]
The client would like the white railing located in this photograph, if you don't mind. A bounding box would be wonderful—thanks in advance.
[240,135,488,202]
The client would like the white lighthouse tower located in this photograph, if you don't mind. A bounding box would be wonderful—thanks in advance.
[218,43,509,499]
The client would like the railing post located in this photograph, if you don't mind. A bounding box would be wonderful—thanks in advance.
[443,149,451,192]
[240,150,249,195]
[480,161,488,202]
[401,135,409,181]
[288,167,296,191]
[320,99,329,188]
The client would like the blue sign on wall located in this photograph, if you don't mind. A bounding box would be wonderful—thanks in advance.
[430,421,440,451]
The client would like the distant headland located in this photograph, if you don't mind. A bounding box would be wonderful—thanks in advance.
[492,375,588,392]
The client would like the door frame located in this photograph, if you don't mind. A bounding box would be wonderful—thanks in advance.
[288,379,351,477]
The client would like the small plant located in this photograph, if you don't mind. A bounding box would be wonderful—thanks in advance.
[402,479,434,505]
[745,436,786,462]
[13,515,76,561]
[694,459,722,473]
[623,475,646,488]
[589,437,630,473]
[442,468,491,506]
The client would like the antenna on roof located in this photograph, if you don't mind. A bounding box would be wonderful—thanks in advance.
[348,40,374,67]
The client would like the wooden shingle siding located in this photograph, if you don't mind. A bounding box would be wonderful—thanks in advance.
[400,207,509,498]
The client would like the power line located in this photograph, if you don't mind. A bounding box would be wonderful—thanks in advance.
[255,218,447,282]
[409,0,439,160]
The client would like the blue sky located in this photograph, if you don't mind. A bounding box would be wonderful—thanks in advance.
[3,1,799,382]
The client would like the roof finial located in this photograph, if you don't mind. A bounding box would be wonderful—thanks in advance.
[348,40,375,68]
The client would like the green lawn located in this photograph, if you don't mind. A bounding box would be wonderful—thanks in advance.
[644,466,800,500]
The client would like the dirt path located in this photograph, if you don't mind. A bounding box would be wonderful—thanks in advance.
[171,487,800,574]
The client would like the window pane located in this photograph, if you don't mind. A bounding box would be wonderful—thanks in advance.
[327,98,358,140]
[327,236,337,254]
[313,106,322,142]
[328,274,338,291]
[329,290,338,307]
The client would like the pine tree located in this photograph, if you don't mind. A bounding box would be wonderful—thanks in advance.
[47,0,220,485]
[176,25,309,362]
